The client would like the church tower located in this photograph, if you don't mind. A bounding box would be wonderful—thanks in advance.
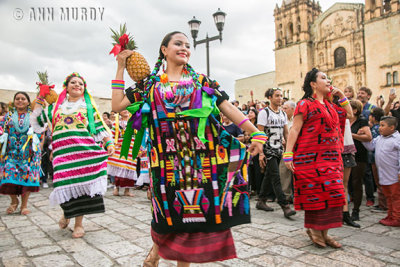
[274,0,322,100]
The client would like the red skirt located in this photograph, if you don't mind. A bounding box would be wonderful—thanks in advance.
[151,229,236,263]
[114,176,135,188]
[0,184,39,195]
[304,206,342,230]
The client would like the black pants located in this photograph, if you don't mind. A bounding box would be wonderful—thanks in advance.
[248,155,263,195]
[351,161,367,211]
[364,163,375,201]
[258,156,287,206]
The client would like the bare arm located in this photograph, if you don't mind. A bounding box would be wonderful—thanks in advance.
[353,125,372,142]
[384,93,397,115]
[218,100,263,156]
[332,87,353,119]
[284,114,304,172]
[112,50,134,112]
[283,124,289,143]
[219,100,259,135]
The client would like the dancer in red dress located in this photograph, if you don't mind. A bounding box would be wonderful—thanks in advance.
[284,68,352,248]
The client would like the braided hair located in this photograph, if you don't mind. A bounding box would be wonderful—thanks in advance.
[302,68,319,100]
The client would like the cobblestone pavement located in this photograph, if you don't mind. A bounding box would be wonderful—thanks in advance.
[0,188,399,267]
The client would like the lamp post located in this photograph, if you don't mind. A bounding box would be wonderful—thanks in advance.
[188,8,226,77]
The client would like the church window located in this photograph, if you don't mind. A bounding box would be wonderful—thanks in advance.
[286,23,293,43]
[393,71,399,84]
[334,47,347,68]
[383,0,391,13]
[386,72,392,85]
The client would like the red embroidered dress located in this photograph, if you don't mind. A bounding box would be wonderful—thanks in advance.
[293,99,346,211]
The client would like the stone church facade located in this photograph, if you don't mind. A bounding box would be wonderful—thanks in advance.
[272,0,400,101]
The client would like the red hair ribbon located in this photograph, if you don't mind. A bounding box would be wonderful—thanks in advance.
[36,82,55,97]
[109,33,129,56]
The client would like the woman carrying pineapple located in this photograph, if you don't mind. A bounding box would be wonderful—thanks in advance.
[31,72,115,238]
[0,92,41,215]
[111,29,266,266]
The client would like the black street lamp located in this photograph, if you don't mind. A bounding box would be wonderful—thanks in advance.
[188,8,226,77]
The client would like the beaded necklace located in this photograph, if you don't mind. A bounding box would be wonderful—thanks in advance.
[158,67,195,107]
[12,111,30,133]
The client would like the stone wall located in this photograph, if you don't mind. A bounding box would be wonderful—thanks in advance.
[364,12,400,100]
[234,72,276,105]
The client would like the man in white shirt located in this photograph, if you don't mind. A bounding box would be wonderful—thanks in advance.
[257,88,296,218]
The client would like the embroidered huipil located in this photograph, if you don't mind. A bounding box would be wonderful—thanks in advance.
[293,99,346,211]
[127,75,250,234]
[31,98,109,205]
[0,112,41,188]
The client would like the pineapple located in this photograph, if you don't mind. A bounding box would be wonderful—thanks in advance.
[36,71,57,104]
[110,23,150,82]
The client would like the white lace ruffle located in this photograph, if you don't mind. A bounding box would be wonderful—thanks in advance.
[94,130,110,143]
[49,176,107,206]
[107,164,137,180]
[135,172,150,186]
[30,106,46,134]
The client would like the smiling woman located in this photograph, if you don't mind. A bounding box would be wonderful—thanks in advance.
[30,72,114,239]
[0,91,41,216]
[111,31,266,266]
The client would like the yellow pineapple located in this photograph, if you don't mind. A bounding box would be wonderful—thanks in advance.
[110,23,150,82]
[36,71,58,104]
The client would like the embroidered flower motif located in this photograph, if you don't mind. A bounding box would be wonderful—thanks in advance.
[64,117,74,125]
[54,113,62,124]
[76,112,85,123]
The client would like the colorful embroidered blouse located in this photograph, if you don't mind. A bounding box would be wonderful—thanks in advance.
[31,99,110,205]
[126,75,251,234]
[0,112,41,188]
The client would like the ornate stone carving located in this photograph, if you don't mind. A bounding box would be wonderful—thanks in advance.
[334,13,344,37]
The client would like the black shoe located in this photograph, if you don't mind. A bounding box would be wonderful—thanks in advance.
[343,211,360,228]
[280,204,296,218]
[351,210,360,221]
[256,200,274,211]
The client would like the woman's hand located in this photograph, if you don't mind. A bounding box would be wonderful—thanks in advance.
[284,160,295,172]
[107,145,115,156]
[247,141,263,157]
[49,151,53,161]
[116,50,134,69]
[331,86,345,98]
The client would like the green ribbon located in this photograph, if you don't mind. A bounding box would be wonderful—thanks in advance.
[177,91,219,143]
[84,90,96,135]
[120,101,148,160]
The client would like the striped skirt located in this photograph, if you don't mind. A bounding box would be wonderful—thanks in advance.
[60,195,105,219]
[304,207,343,230]
[151,229,236,263]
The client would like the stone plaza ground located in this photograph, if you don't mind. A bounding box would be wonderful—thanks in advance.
[0,188,399,267]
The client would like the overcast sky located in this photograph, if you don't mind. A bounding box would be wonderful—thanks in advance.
[0,0,362,101]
